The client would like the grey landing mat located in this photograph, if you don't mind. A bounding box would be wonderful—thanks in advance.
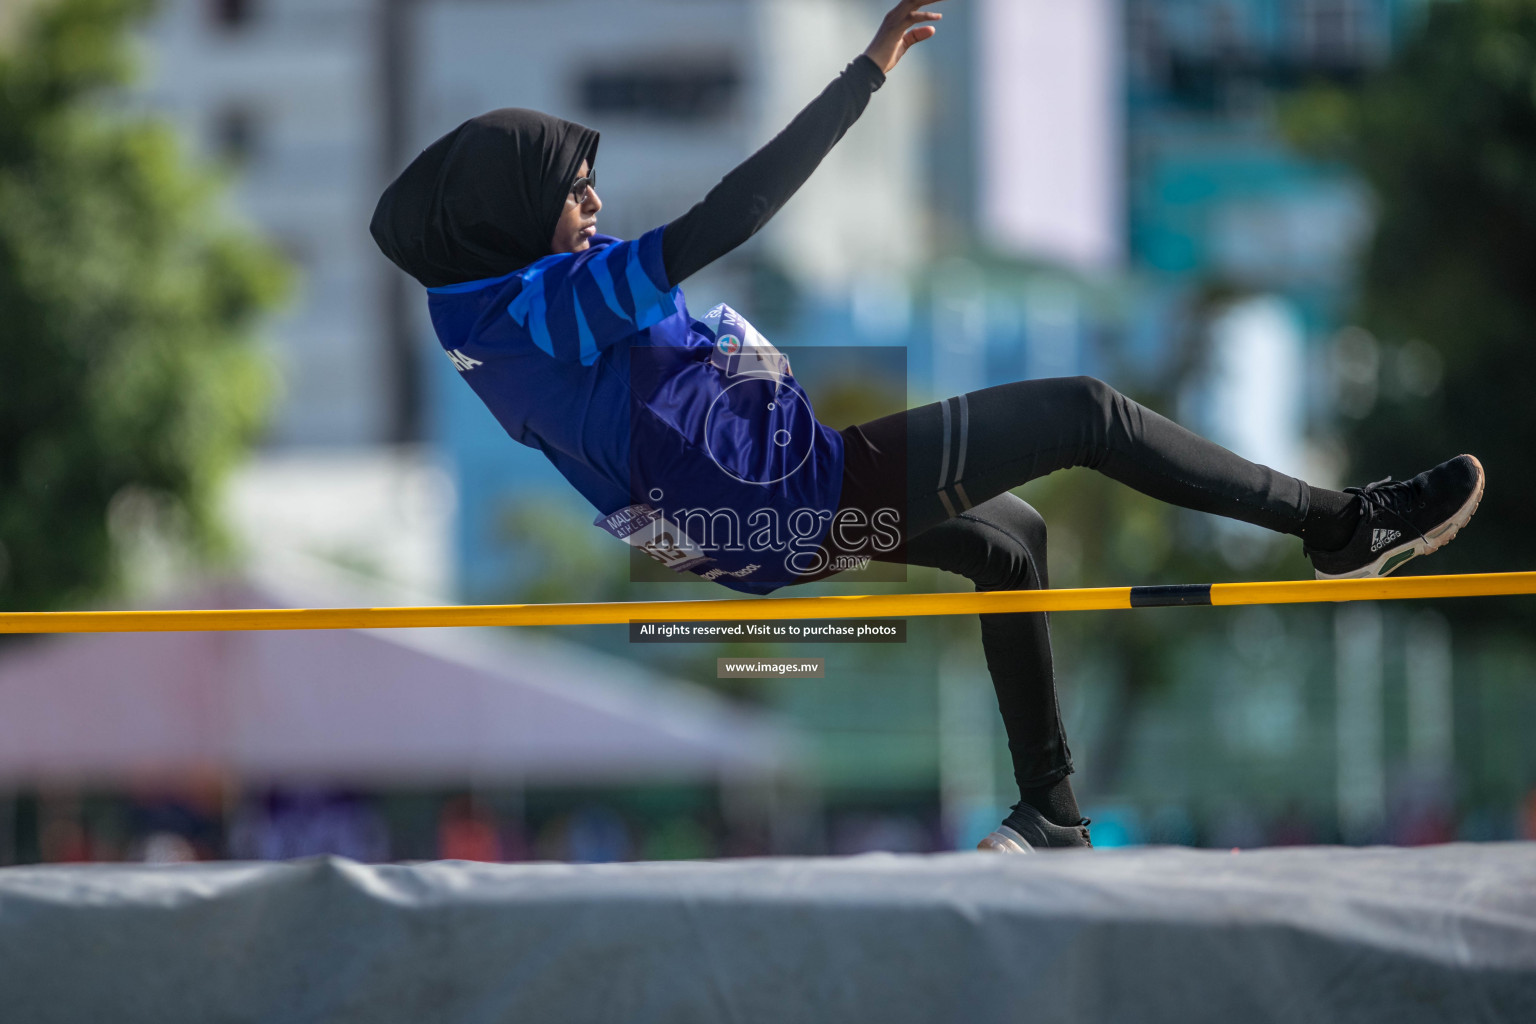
[0,842,1533,1024]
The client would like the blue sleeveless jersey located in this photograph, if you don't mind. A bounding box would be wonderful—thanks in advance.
[425,227,845,595]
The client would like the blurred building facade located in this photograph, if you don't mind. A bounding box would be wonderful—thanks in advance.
[129,0,458,596]
[134,0,401,446]
[1123,0,1415,317]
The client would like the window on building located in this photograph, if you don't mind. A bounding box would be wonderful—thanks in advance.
[1210,2,1245,63]
[208,0,256,32]
[1127,1,1169,88]
[213,105,259,166]
[577,63,741,122]
[1299,0,1363,68]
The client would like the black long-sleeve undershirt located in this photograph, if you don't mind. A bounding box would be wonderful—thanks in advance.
[660,54,886,287]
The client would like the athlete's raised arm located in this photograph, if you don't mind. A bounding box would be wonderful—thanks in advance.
[660,0,949,286]
[861,0,948,74]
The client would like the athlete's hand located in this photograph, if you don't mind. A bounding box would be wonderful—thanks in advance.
[863,0,949,75]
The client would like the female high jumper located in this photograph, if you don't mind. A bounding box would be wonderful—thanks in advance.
[371,0,1484,852]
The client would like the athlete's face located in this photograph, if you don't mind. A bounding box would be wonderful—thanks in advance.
[549,159,602,255]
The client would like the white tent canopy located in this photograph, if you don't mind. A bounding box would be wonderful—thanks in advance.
[0,576,794,787]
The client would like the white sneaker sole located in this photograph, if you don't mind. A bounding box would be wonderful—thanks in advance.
[1315,454,1485,581]
[975,824,1034,854]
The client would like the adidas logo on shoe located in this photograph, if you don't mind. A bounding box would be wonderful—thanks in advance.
[1308,455,1484,581]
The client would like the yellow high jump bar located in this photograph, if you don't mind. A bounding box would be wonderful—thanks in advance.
[0,571,1532,635]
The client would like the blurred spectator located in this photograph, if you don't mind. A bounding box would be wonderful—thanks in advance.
[1388,772,1456,847]
[721,822,772,859]
[1266,802,1319,847]
[639,816,719,861]
[566,805,632,863]
[125,784,224,861]
[136,833,199,863]
[1459,805,1516,843]
[227,788,388,862]
[38,795,92,863]
[1394,806,1455,848]
[1208,804,1266,850]
[437,795,502,862]
[498,821,532,863]
[1521,790,1536,842]
[830,813,933,855]
[534,815,571,862]
[1144,804,1199,847]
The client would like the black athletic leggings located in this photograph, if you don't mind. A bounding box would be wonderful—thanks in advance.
[798,376,1311,792]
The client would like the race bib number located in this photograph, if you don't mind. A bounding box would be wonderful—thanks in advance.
[594,503,715,573]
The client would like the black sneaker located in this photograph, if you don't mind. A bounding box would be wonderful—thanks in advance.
[976,802,1092,853]
[1306,454,1485,580]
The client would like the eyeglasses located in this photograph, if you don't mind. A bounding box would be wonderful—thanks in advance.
[568,171,597,205]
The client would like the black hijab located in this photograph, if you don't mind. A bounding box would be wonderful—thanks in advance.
[371,108,600,288]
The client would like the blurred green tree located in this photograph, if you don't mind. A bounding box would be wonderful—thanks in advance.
[0,0,288,611]
[1283,0,1536,622]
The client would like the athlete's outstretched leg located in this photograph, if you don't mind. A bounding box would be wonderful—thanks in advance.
[861,376,1313,543]
[825,375,1480,580]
